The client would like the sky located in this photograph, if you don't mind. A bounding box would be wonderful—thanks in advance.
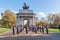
[0,0,60,20]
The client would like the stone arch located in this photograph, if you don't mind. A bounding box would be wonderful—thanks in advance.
[23,18,29,27]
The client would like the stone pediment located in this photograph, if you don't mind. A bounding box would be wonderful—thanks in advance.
[16,9,36,15]
[19,9,33,13]
[16,13,35,15]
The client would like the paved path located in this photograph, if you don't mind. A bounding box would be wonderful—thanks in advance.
[0,30,60,40]
[0,33,60,40]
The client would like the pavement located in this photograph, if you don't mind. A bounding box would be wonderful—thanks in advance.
[0,30,60,40]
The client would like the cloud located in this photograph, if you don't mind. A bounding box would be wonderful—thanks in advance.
[36,12,60,20]
[35,12,47,20]
[38,12,46,17]
[11,10,18,13]
[48,12,60,14]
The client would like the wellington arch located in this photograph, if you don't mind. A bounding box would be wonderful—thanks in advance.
[16,3,39,27]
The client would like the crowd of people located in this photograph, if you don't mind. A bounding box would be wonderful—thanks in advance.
[12,24,49,35]
[29,25,49,34]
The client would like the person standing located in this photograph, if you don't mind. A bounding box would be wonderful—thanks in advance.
[31,25,34,32]
[45,25,49,34]
[16,25,19,34]
[58,24,60,31]
[39,25,42,32]
[12,24,16,35]
[26,27,28,34]
[34,26,37,34]
[41,25,44,34]
[20,25,23,32]
[36,25,39,31]
[24,25,28,34]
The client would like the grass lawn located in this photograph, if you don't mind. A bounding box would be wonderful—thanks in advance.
[0,28,11,34]
[48,28,60,32]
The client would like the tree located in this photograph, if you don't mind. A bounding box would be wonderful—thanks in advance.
[47,13,56,24]
[47,12,60,28]
[1,9,16,28]
[53,14,60,25]
[39,17,48,26]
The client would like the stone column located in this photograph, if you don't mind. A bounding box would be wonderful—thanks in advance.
[22,17,24,26]
[33,16,34,26]
[16,17,20,25]
[19,17,21,24]
[16,17,18,25]
[22,18,24,26]
[19,17,20,25]
[29,17,31,27]
[29,17,33,26]
[20,17,22,25]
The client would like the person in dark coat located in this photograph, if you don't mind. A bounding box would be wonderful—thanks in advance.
[41,25,44,34]
[12,25,16,35]
[58,24,60,31]
[24,25,28,34]
[39,25,42,32]
[34,26,37,34]
[29,25,33,31]
[16,25,19,34]
[25,27,28,34]
[37,25,39,31]
[20,25,23,32]
[31,25,35,32]
[45,25,49,34]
